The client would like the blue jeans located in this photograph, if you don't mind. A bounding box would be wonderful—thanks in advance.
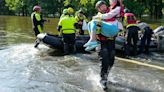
[88,20,119,37]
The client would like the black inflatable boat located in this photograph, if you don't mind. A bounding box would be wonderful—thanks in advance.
[34,26,164,53]
[35,33,162,53]
[35,34,89,52]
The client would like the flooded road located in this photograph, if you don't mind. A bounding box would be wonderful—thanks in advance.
[0,16,164,92]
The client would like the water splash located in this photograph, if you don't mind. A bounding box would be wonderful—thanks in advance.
[86,68,104,92]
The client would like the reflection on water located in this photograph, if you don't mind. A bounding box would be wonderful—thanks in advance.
[0,16,164,92]
[0,16,59,46]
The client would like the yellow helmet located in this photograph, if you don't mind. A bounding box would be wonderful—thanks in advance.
[67,7,74,14]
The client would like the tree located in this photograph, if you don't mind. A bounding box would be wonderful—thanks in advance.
[123,0,163,18]
[2,0,164,19]
[0,0,11,15]
[123,0,145,18]
[5,0,28,16]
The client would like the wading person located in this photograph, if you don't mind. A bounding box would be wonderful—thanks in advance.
[31,5,47,47]
[84,0,122,89]
[57,7,78,55]
[137,21,153,54]
[123,13,140,56]
[31,5,46,36]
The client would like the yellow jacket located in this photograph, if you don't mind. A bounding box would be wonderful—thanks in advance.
[58,15,77,34]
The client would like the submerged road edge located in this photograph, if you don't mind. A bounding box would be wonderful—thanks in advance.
[115,57,164,71]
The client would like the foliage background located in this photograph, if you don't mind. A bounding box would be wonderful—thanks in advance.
[0,0,164,18]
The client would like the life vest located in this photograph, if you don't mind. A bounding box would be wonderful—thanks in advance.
[97,6,121,41]
[104,1,124,22]
[76,16,85,25]
[58,15,77,34]
[31,12,43,33]
[104,8,116,22]
[96,20,117,41]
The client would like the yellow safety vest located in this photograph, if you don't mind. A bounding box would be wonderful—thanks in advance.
[126,24,138,28]
[31,12,43,33]
[58,15,77,34]
[59,14,67,21]
[75,15,87,22]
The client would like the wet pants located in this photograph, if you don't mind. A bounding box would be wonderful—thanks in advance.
[125,26,139,56]
[33,27,40,36]
[99,40,115,79]
[139,27,153,54]
[63,33,76,55]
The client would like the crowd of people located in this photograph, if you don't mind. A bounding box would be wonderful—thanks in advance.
[31,0,154,90]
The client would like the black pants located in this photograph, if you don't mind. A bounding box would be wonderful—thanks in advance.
[139,27,153,54]
[63,33,76,55]
[99,40,115,79]
[125,26,139,56]
[33,27,40,36]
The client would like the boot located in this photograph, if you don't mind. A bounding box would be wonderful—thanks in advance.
[100,73,108,90]
[100,71,108,90]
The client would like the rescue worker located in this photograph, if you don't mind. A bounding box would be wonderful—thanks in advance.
[123,13,140,56]
[84,0,123,51]
[31,5,48,48]
[75,9,88,35]
[31,5,46,36]
[57,7,78,55]
[137,21,153,54]
[84,0,122,89]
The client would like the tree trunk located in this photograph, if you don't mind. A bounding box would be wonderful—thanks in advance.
[157,0,163,18]
[152,0,162,19]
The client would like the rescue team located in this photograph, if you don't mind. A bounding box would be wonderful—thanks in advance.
[31,0,153,89]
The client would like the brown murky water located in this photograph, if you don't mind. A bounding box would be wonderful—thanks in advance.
[0,16,164,92]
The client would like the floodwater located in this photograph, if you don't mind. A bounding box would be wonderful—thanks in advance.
[0,16,164,92]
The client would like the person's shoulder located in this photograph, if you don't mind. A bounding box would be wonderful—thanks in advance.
[31,12,35,17]
[62,15,69,19]
[110,6,121,12]
[31,12,35,15]
[59,16,67,22]
[35,12,41,17]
